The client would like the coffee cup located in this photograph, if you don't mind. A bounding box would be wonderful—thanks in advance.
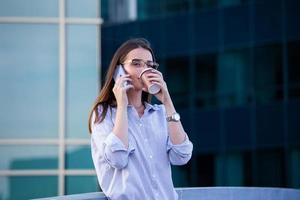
[139,68,161,94]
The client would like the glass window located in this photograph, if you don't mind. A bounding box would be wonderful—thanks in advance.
[194,0,218,11]
[288,41,300,98]
[66,25,98,138]
[163,0,189,16]
[0,145,58,170]
[224,106,251,149]
[219,0,250,8]
[171,165,191,187]
[256,102,284,147]
[138,1,163,20]
[65,176,100,194]
[66,0,99,18]
[0,176,58,200]
[164,56,189,108]
[287,99,300,147]
[65,146,94,169]
[195,54,217,109]
[215,152,251,186]
[223,5,250,47]
[101,0,109,22]
[289,149,300,188]
[255,149,285,187]
[254,44,283,104]
[217,49,252,107]
[194,154,215,186]
[286,0,300,40]
[0,24,59,139]
[0,0,58,17]
[254,0,282,43]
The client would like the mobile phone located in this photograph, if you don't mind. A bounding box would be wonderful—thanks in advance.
[113,64,128,86]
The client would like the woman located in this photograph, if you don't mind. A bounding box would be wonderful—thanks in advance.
[88,38,193,200]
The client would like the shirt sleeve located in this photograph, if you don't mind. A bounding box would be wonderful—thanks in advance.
[166,134,193,166]
[90,107,135,170]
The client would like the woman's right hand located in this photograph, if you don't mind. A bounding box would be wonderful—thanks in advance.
[113,74,133,108]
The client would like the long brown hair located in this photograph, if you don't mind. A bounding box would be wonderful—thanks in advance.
[88,38,156,133]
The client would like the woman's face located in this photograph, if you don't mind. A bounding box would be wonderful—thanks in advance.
[122,48,154,91]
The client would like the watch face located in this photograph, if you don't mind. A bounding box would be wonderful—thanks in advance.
[174,113,180,121]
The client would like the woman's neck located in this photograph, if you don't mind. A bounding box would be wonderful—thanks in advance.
[127,89,143,109]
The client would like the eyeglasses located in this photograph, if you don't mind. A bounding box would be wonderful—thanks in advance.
[123,59,159,69]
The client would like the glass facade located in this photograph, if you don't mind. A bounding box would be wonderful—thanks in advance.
[1,0,300,199]
[101,0,300,190]
[0,24,59,139]
[0,0,100,199]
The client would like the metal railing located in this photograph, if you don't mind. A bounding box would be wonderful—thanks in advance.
[34,187,300,200]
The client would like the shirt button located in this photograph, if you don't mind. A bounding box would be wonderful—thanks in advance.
[149,155,153,159]
[152,174,156,178]
[144,138,148,142]
[139,123,142,127]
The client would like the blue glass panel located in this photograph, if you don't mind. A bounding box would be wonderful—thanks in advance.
[256,102,284,147]
[138,19,164,56]
[194,10,219,53]
[0,24,59,138]
[224,106,252,149]
[0,145,58,170]
[0,176,58,200]
[65,176,100,194]
[288,99,300,147]
[289,149,300,188]
[256,149,285,187]
[66,25,98,138]
[217,49,252,107]
[101,25,119,74]
[65,146,94,169]
[164,15,189,56]
[254,0,282,44]
[286,0,300,40]
[223,4,250,48]
[0,0,58,17]
[253,44,283,104]
[66,0,98,18]
[192,109,221,153]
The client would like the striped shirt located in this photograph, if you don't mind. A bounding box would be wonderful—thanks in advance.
[91,102,193,200]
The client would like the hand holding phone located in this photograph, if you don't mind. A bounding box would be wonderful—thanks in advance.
[113,64,128,87]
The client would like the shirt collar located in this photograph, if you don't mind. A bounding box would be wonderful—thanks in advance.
[111,102,160,113]
[144,102,160,112]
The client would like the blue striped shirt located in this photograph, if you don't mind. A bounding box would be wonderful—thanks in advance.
[91,103,193,200]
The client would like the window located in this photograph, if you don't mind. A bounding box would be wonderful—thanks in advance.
[165,56,190,108]
[217,48,252,107]
[254,44,283,104]
[288,41,300,99]
[195,53,217,109]
[255,148,286,187]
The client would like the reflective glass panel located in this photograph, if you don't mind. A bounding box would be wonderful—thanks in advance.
[66,0,98,18]
[66,25,98,138]
[65,176,100,194]
[65,145,94,169]
[0,0,58,17]
[0,176,58,200]
[0,24,59,138]
[0,145,58,170]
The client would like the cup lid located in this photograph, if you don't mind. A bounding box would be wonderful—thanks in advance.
[138,68,153,78]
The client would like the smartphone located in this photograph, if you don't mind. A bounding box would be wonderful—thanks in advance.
[113,64,128,86]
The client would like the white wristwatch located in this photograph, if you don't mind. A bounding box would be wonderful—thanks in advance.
[166,112,180,122]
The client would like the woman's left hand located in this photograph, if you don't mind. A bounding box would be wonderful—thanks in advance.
[145,69,171,104]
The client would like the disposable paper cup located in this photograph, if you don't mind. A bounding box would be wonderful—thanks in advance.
[139,68,161,94]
